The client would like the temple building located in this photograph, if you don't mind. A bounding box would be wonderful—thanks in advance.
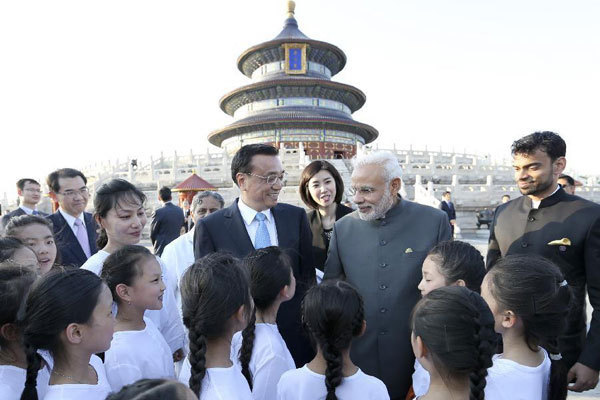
[209,1,378,159]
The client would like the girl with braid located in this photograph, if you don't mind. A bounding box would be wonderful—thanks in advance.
[277,280,389,400]
[101,245,175,392]
[178,252,253,400]
[410,286,495,400]
[481,255,572,400]
[231,246,296,400]
[20,268,114,400]
[0,265,49,400]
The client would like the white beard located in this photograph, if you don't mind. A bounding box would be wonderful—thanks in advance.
[358,189,395,221]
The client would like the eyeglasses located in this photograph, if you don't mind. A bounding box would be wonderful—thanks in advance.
[246,172,288,186]
[58,187,89,198]
[348,186,375,196]
[23,189,42,193]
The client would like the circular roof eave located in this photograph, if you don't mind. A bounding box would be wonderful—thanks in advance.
[237,38,347,77]
[207,119,378,147]
[219,78,367,115]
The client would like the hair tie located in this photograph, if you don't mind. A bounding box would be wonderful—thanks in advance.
[549,353,562,361]
[559,280,568,287]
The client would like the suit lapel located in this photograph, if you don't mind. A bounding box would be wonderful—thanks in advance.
[272,204,292,248]
[84,212,98,254]
[54,212,87,264]
[225,201,254,255]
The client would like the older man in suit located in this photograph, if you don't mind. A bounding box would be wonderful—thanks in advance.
[487,131,600,393]
[150,186,185,257]
[46,168,97,268]
[1,178,48,229]
[324,151,451,399]
[194,143,315,366]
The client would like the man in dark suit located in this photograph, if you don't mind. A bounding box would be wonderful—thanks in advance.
[194,144,316,366]
[1,178,48,229]
[151,186,185,257]
[439,190,456,236]
[46,168,98,268]
[487,131,600,393]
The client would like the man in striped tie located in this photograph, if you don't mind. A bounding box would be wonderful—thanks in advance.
[194,143,315,367]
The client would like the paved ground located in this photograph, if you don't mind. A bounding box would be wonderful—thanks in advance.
[461,231,600,398]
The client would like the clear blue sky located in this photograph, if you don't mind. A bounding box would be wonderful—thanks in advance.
[1,0,599,200]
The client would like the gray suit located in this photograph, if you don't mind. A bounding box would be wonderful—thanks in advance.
[324,198,451,398]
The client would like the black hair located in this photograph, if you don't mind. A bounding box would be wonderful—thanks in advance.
[486,255,572,400]
[411,286,495,400]
[20,268,104,400]
[442,191,451,196]
[94,179,147,249]
[106,379,190,400]
[180,252,252,397]
[46,168,87,193]
[100,245,154,305]
[511,131,566,162]
[299,160,344,209]
[158,186,172,202]
[301,280,364,400]
[0,237,29,263]
[427,240,486,293]
[230,144,279,185]
[558,174,575,186]
[17,179,40,191]
[0,265,38,347]
[5,215,61,268]
[239,246,293,388]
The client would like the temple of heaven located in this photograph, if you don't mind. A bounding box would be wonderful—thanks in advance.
[208,1,378,159]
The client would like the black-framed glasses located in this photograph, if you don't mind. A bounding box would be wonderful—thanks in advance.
[246,172,288,186]
[58,187,89,198]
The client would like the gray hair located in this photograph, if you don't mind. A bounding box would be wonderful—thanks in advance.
[352,151,403,182]
[191,191,225,212]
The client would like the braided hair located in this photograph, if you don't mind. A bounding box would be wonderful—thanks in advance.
[411,286,495,400]
[301,280,365,400]
[238,246,293,388]
[20,268,105,400]
[486,255,572,400]
[0,265,38,348]
[180,252,252,398]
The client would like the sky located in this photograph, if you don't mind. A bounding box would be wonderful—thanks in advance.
[1,0,599,202]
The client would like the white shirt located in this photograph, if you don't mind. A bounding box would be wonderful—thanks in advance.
[230,323,295,400]
[485,348,551,400]
[161,226,196,309]
[531,185,561,209]
[58,208,86,235]
[179,357,253,400]
[277,365,390,400]
[411,359,429,397]
[104,317,175,391]
[81,249,186,353]
[19,205,36,215]
[238,200,279,247]
[42,355,111,400]
[0,361,51,400]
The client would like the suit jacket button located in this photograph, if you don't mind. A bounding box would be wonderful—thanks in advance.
[379,284,388,290]
[380,240,387,246]
[380,308,387,313]
[379,330,387,335]
[379,263,388,268]
[521,242,528,248]
[528,216,535,222]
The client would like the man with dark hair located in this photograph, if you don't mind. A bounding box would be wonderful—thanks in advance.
[150,186,184,257]
[439,190,456,236]
[501,194,511,203]
[559,174,577,195]
[194,143,315,366]
[487,131,600,393]
[1,178,48,229]
[46,168,98,268]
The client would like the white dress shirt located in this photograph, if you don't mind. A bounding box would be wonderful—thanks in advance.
[531,185,561,209]
[237,200,278,247]
[19,205,36,215]
[58,208,86,235]
[161,226,196,309]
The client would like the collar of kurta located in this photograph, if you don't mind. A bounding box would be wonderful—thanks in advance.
[378,195,404,220]
[523,187,567,209]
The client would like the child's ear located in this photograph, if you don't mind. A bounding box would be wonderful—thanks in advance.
[0,322,20,342]
[115,284,131,304]
[455,279,466,287]
[64,323,83,345]
[413,336,428,359]
[358,320,367,337]
[234,304,248,326]
[501,310,518,329]
[279,285,292,300]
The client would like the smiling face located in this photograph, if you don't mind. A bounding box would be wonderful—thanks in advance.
[127,256,166,311]
[54,176,89,217]
[12,223,57,274]
[19,181,42,206]
[513,149,565,199]
[307,170,337,209]
[418,255,448,296]
[98,199,147,248]
[351,164,398,221]
[237,154,284,211]
[192,196,222,224]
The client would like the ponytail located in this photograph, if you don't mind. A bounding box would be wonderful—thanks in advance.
[239,313,256,389]
[20,340,42,400]
[469,305,494,400]
[546,344,567,400]
[96,228,108,249]
[188,319,207,397]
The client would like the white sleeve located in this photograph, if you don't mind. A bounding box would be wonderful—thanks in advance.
[105,362,143,392]
[253,355,294,400]
[156,257,186,353]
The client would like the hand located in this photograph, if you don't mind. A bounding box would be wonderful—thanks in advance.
[567,362,599,392]
[172,348,185,363]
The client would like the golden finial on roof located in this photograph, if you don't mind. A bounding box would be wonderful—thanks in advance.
[287,1,296,18]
